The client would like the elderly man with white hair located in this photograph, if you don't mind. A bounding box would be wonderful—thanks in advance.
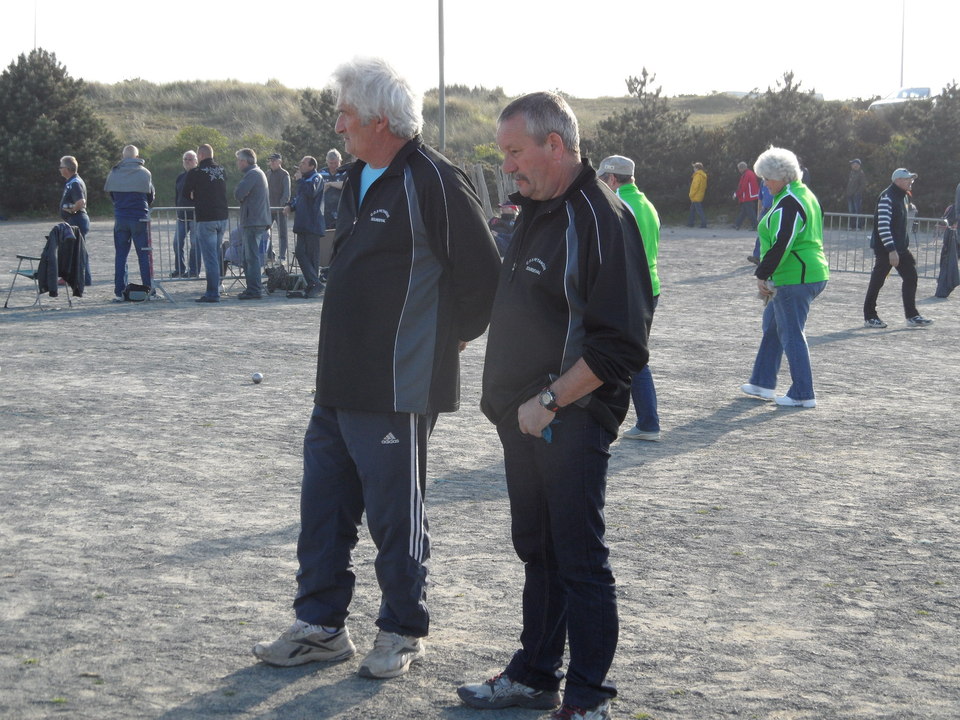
[740,147,829,408]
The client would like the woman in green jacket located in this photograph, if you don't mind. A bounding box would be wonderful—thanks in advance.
[740,147,829,409]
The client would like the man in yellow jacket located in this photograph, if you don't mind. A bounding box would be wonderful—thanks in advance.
[687,162,708,228]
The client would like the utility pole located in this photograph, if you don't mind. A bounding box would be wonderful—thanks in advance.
[900,0,905,87]
[438,0,446,152]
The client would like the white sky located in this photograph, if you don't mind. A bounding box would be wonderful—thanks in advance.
[3,1,957,102]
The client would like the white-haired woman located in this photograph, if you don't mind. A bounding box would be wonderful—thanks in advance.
[740,147,829,408]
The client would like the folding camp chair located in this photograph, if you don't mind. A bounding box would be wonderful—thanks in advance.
[4,254,43,309]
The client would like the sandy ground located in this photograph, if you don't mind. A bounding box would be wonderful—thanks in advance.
[1,218,958,720]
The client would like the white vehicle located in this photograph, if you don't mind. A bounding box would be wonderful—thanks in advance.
[868,87,933,112]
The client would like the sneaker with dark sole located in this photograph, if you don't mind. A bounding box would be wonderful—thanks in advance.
[622,426,661,442]
[550,700,613,719]
[357,630,424,679]
[864,318,887,328]
[458,672,561,710]
[740,383,775,400]
[906,315,934,327]
[252,621,356,667]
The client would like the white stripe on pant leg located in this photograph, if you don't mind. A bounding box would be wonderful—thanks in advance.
[407,414,426,562]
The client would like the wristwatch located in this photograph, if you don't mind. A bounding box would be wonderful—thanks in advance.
[538,387,560,413]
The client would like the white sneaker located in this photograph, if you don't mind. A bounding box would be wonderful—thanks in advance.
[775,395,816,408]
[358,630,424,679]
[458,672,561,709]
[906,315,934,327]
[252,620,356,667]
[622,426,661,442]
[740,383,775,400]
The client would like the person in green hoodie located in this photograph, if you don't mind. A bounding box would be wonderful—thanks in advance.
[598,154,661,441]
[740,147,829,409]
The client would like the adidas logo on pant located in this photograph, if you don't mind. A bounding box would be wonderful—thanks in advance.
[381,433,400,445]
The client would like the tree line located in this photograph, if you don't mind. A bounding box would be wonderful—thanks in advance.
[2,50,958,221]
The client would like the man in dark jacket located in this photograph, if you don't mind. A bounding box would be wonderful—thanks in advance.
[172,150,199,277]
[183,144,228,303]
[104,145,155,301]
[458,92,651,720]
[863,168,934,328]
[267,153,291,261]
[252,57,501,680]
[284,156,325,298]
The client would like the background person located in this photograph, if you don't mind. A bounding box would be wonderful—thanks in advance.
[598,153,662,442]
[234,148,271,300]
[172,150,199,277]
[733,161,760,230]
[58,155,89,240]
[285,156,325,298]
[862,168,934,328]
[846,159,867,230]
[687,161,708,228]
[320,148,348,228]
[740,147,829,409]
[267,153,290,262]
[183,143,228,303]
[104,145,155,301]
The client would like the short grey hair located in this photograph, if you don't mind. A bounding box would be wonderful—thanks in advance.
[498,91,580,156]
[326,149,342,162]
[332,57,422,139]
[754,147,801,183]
[182,150,197,162]
[122,145,139,159]
[60,155,78,172]
[235,148,257,165]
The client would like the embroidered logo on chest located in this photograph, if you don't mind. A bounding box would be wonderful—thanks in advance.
[370,209,390,224]
[525,258,547,275]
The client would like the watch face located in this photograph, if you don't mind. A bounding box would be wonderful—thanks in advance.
[539,390,553,405]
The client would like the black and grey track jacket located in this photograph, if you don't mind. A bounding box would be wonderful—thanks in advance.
[314,137,501,416]
[480,160,652,434]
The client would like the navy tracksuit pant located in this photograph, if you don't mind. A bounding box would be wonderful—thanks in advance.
[294,405,432,638]
[498,405,619,710]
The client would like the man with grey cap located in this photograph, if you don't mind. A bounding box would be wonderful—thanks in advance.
[863,168,933,328]
[597,154,661,442]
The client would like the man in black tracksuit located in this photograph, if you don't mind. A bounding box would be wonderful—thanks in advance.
[253,58,501,680]
[863,167,934,328]
[458,92,651,720]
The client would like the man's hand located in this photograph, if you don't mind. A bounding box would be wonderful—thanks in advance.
[889,249,900,268]
[518,396,554,438]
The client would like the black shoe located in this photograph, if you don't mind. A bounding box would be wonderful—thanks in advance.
[238,292,263,300]
[195,296,219,303]
[170,271,182,278]
[305,283,325,299]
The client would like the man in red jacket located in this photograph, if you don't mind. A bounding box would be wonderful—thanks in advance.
[733,161,760,230]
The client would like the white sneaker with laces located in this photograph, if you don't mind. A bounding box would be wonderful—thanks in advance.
[252,620,356,667]
[550,698,613,719]
[458,672,561,709]
[906,315,934,327]
[357,630,424,679]
[740,383,775,400]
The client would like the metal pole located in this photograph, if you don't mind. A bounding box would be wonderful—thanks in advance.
[900,0,905,87]
[438,0,446,152]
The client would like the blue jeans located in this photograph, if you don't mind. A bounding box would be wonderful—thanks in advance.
[498,405,618,709]
[749,280,827,401]
[113,216,152,297]
[295,405,432,637]
[687,202,707,227]
[630,295,659,432]
[847,194,864,229]
[174,218,200,275]
[194,220,226,299]
[241,225,266,295]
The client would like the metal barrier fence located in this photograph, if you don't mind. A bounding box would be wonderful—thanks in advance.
[146,206,285,301]
[821,212,948,280]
